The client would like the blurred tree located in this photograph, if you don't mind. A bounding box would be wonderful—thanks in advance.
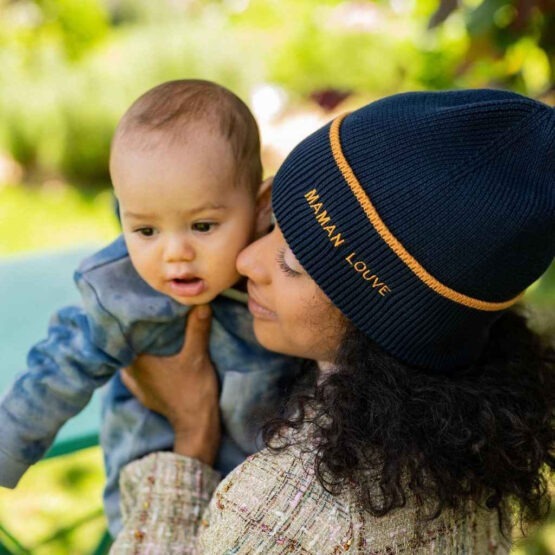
[427,0,554,95]
[0,0,552,183]
[0,0,110,62]
[34,0,110,60]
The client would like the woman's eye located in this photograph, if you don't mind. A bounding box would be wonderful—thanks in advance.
[192,222,215,233]
[276,248,301,277]
[136,227,156,237]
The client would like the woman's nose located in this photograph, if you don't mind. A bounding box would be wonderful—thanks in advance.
[236,234,270,284]
[164,235,195,262]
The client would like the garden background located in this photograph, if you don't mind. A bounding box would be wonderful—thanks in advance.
[0,0,553,553]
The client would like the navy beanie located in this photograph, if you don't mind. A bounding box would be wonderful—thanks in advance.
[272,89,555,371]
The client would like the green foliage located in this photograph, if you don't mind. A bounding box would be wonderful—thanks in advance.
[512,495,555,555]
[0,182,119,254]
[0,447,106,555]
[1,0,552,184]
[35,0,110,60]
[229,0,422,97]
[271,21,413,97]
[0,0,109,62]
[417,52,456,89]
[424,0,554,95]
[0,6,264,185]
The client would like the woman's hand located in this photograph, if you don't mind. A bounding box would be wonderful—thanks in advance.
[121,305,220,466]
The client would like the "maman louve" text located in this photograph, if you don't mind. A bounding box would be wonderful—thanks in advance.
[304,188,392,297]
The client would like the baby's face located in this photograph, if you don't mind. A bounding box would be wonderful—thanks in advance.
[111,125,258,305]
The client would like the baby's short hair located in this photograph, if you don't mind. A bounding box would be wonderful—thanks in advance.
[113,79,262,194]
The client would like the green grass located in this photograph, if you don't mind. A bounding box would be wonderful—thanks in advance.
[513,506,555,555]
[0,448,107,555]
[0,182,119,256]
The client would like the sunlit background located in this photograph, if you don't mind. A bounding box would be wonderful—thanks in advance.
[0,0,553,553]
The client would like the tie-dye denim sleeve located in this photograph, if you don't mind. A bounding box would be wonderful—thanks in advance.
[0,304,130,488]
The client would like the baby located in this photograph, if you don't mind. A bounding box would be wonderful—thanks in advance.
[0,80,299,535]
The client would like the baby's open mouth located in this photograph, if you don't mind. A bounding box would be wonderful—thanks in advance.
[173,277,199,284]
[169,276,206,297]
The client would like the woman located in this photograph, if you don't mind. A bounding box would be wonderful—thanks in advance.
[111,89,554,553]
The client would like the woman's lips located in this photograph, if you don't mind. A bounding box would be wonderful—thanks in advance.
[247,287,277,321]
[168,277,206,298]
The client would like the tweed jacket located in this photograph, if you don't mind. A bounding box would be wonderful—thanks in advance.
[110,433,510,554]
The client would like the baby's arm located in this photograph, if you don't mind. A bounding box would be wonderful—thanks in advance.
[0,289,134,488]
[0,235,191,488]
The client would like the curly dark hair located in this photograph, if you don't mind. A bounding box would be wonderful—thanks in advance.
[262,307,555,531]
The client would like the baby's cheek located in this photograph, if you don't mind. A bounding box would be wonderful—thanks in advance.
[204,252,239,289]
[219,262,241,286]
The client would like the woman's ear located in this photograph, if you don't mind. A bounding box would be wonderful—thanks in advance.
[254,176,274,238]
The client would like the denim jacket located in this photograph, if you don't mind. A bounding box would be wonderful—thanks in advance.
[0,235,299,492]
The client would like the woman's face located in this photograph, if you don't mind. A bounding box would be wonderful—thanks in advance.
[236,223,346,362]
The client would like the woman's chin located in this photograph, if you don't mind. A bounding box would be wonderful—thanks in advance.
[253,323,315,360]
[253,322,290,356]
[252,321,277,348]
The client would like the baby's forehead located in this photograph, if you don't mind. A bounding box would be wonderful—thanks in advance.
[112,119,227,152]
[111,117,259,198]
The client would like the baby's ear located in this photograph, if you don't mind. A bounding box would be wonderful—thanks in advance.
[254,176,273,238]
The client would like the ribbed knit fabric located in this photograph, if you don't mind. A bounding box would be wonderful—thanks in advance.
[272,89,555,371]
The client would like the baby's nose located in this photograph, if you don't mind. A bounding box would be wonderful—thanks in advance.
[164,236,195,262]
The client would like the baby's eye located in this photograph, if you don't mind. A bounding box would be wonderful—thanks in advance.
[192,222,216,233]
[135,227,156,237]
